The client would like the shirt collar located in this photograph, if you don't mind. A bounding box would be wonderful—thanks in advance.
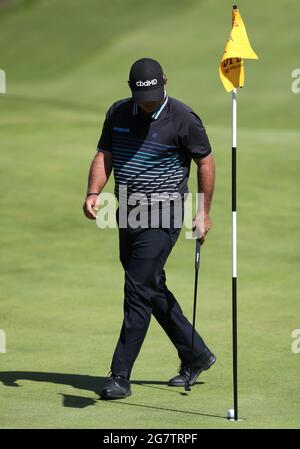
[132,91,169,120]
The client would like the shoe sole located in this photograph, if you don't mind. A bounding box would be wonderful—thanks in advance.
[100,390,132,400]
[168,355,217,387]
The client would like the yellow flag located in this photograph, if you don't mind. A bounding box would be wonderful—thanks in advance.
[219,7,258,92]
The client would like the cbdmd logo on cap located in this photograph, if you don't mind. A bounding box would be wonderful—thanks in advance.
[136,79,158,87]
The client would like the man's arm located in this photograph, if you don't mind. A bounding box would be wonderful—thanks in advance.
[83,150,113,220]
[193,153,215,243]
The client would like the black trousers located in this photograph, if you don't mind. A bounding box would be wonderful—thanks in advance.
[111,206,208,379]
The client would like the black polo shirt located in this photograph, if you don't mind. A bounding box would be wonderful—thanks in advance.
[97,96,212,205]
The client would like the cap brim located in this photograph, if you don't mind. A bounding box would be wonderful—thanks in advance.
[132,86,164,103]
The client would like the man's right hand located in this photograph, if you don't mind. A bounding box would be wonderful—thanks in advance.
[83,194,99,220]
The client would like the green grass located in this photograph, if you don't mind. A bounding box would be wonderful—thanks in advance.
[0,0,300,429]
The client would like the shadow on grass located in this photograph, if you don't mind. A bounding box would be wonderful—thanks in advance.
[0,371,105,395]
[0,371,223,418]
[59,393,98,409]
[105,400,226,420]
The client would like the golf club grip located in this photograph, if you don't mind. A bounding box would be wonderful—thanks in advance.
[195,238,201,270]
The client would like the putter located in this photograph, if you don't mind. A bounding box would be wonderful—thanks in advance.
[185,238,201,392]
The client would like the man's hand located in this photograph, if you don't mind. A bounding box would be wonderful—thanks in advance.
[192,213,212,244]
[83,194,99,220]
[193,153,215,244]
[83,151,112,220]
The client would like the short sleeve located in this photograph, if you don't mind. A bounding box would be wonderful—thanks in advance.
[96,109,113,152]
[179,111,212,158]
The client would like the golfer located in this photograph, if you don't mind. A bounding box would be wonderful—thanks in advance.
[83,58,216,400]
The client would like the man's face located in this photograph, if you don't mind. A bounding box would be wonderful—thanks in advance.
[138,100,162,114]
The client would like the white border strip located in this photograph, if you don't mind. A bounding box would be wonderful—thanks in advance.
[232,89,237,148]
[232,211,237,278]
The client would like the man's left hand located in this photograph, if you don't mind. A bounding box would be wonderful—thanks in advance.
[192,213,212,244]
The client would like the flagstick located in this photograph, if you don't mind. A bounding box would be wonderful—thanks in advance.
[232,87,238,421]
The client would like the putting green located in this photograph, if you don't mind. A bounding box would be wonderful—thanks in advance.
[0,0,299,429]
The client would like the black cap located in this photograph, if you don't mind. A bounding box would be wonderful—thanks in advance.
[128,58,165,103]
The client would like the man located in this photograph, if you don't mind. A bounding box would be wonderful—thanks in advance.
[83,58,216,400]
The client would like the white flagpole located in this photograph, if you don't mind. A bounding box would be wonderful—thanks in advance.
[232,87,238,420]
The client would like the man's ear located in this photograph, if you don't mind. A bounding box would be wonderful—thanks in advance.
[163,76,168,85]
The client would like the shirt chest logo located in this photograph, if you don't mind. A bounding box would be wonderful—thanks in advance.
[113,127,130,133]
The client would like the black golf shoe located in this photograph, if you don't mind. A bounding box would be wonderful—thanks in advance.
[101,375,132,400]
[168,352,216,387]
